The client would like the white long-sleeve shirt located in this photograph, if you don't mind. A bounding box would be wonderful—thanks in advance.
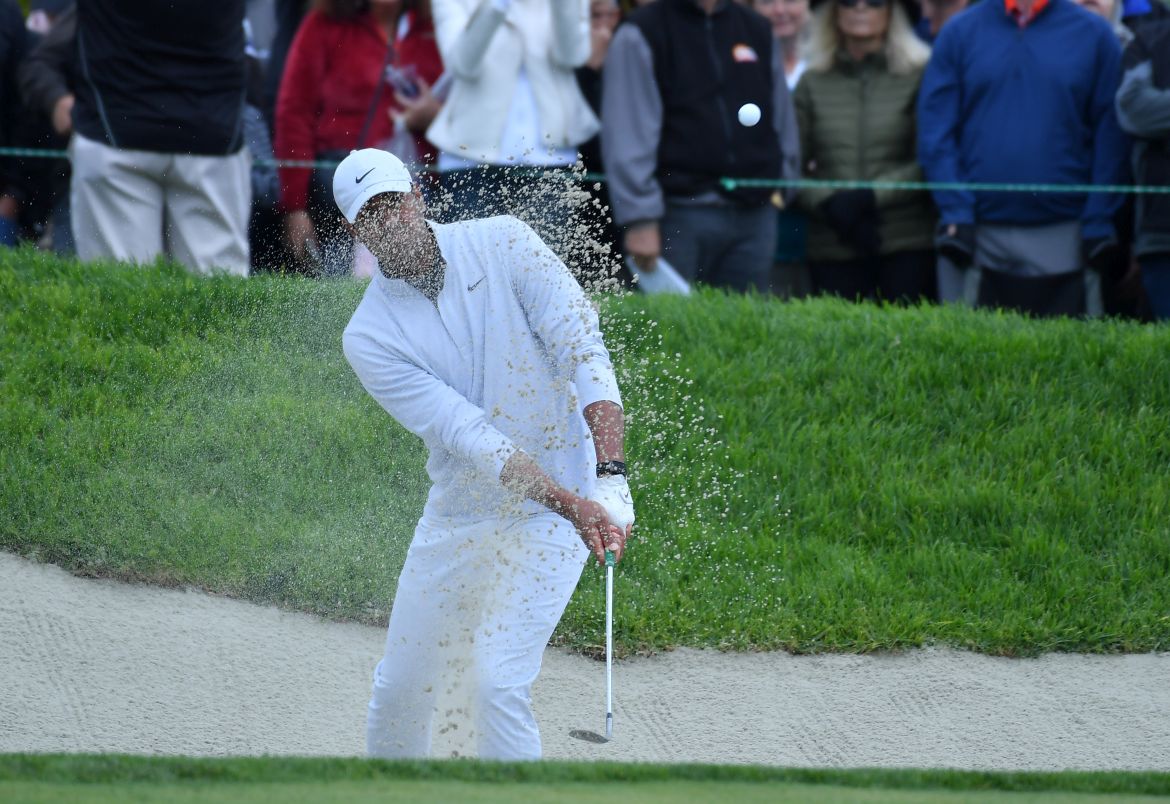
[343,215,622,522]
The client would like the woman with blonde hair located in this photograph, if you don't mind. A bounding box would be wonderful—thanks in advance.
[794,0,937,302]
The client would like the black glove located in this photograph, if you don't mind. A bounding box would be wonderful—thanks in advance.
[935,223,976,268]
[820,189,882,255]
[1082,236,1122,278]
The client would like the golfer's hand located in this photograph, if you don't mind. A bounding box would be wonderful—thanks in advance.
[566,496,623,565]
[591,475,634,564]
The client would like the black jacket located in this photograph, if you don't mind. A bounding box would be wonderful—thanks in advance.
[628,0,782,205]
[18,4,75,119]
[73,0,247,155]
[0,0,27,151]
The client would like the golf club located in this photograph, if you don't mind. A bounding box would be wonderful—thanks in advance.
[605,548,614,740]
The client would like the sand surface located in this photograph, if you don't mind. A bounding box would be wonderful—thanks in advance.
[3,551,1168,771]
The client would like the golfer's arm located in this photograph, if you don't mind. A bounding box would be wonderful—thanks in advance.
[498,401,623,519]
[584,400,625,465]
[500,451,581,519]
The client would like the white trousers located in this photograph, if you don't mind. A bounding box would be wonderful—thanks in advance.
[367,511,588,760]
[70,133,251,276]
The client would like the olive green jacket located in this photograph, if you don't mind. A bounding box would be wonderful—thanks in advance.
[793,52,936,261]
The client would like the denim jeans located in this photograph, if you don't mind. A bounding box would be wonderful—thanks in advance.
[661,202,778,293]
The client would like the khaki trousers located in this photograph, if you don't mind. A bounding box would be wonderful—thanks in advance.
[70,134,251,276]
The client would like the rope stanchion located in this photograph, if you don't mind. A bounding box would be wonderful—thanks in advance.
[719,176,1170,196]
[0,145,1165,195]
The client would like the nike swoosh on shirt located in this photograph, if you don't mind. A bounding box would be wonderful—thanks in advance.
[355,168,376,184]
[467,276,486,291]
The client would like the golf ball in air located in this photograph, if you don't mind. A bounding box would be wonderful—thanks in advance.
[738,103,761,127]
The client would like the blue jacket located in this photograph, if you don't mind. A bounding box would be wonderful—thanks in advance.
[917,0,1128,239]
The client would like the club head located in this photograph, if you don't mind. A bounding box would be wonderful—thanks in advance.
[569,729,609,744]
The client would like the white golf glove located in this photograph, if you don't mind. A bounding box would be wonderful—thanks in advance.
[592,474,635,532]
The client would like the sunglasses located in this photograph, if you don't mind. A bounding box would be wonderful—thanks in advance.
[838,0,889,8]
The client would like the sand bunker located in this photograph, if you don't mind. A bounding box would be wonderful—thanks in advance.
[2,551,1167,771]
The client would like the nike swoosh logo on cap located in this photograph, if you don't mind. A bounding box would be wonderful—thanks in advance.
[355,168,376,184]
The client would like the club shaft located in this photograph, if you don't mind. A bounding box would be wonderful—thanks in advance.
[605,560,613,738]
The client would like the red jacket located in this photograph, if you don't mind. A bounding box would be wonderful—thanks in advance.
[275,10,394,213]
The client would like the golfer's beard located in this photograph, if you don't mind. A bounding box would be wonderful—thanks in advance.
[370,230,429,279]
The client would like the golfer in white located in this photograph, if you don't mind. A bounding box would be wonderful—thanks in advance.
[336,149,635,760]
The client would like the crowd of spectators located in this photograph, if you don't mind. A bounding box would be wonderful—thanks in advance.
[0,0,1167,319]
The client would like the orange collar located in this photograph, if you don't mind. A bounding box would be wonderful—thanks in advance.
[1004,0,1051,25]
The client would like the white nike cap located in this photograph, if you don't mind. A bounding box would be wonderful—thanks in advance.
[332,148,413,224]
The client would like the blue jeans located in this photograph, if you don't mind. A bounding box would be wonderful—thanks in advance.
[661,202,778,293]
[1140,255,1170,321]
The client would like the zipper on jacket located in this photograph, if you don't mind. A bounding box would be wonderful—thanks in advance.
[77,27,119,148]
[705,15,736,169]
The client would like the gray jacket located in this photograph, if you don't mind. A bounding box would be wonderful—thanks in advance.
[600,21,800,229]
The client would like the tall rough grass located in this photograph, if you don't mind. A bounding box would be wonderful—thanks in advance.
[3,249,1168,655]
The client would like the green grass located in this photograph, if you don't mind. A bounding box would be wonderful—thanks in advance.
[3,248,1170,656]
[1,755,1168,802]
[5,779,1168,803]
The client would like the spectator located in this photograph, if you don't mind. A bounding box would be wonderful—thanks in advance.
[427,0,598,250]
[918,0,1129,317]
[755,0,813,296]
[1115,16,1170,320]
[69,0,251,275]
[576,0,621,175]
[754,0,810,88]
[916,0,970,298]
[794,0,936,303]
[918,0,970,37]
[574,0,625,288]
[244,54,285,272]
[276,0,442,276]
[1075,0,1147,317]
[262,0,310,129]
[17,2,75,255]
[603,0,801,294]
[0,0,29,248]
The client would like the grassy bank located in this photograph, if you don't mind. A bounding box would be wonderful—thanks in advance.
[2,249,1169,655]
[1,755,1168,802]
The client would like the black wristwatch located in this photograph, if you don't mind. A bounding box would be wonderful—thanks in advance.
[596,460,627,478]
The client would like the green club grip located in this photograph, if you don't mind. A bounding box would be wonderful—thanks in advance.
[605,550,615,567]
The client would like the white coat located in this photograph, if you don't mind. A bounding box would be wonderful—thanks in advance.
[427,0,600,163]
